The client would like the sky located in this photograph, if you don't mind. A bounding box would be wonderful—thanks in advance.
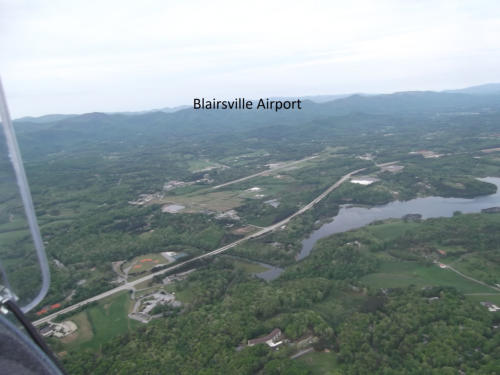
[1,0,500,118]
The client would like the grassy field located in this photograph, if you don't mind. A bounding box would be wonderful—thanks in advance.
[361,261,495,294]
[0,227,30,243]
[164,284,195,304]
[60,311,93,346]
[297,351,340,374]
[448,252,500,285]
[0,217,30,232]
[364,220,420,241]
[463,293,500,305]
[160,190,243,213]
[133,280,158,291]
[234,174,300,198]
[230,258,268,274]
[219,149,270,164]
[187,159,222,172]
[58,292,139,351]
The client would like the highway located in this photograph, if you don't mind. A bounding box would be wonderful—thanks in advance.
[33,167,364,326]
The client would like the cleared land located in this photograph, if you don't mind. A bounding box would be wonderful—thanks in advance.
[361,261,497,294]
[297,351,339,375]
[448,252,500,285]
[229,258,268,274]
[57,292,138,351]
[364,220,421,241]
[463,294,500,305]
[187,159,222,172]
[211,155,318,189]
[59,312,93,345]
[159,191,243,213]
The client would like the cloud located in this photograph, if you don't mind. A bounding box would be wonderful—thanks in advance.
[1,0,500,116]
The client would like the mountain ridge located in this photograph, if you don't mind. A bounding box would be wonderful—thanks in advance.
[13,83,500,123]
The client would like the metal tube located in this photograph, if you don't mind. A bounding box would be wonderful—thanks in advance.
[0,77,50,313]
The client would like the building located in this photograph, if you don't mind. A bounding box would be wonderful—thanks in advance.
[39,321,77,338]
[248,328,282,348]
[39,326,54,337]
[480,302,500,312]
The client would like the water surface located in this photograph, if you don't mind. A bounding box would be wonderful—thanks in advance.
[255,265,284,281]
[298,177,500,260]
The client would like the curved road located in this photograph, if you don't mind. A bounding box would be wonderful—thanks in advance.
[33,167,364,326]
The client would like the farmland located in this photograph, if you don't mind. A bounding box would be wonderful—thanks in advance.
[360,261,495,294]
[50,292,139,352]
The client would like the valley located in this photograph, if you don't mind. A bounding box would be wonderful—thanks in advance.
[2,90,500,374]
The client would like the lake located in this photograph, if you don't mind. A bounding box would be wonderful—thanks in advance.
[297,177,500,260]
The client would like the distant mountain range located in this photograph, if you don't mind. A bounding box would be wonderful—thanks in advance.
[8,83,500,162]
[15,105,190,123]
[12,83,500,123]
[15,113,78,123]
[443,83,500,95]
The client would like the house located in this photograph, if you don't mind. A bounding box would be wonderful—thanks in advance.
[480,301,500,312]
[248,328,282,348]
[39,326,54,337]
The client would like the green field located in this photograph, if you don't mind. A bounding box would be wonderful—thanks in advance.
[297,351,340,374]
[58,292,139,351]
[448,252,500,285]
[220,149,270,163]
[60,311,93,347]
[187,159,221,172]
[0,228,30,243]
[364,220,420,241]
[230,258,268,274]
[463,293,500,305]
[361,261,495,294]
[0,217,30,233]
[164,283,195,304]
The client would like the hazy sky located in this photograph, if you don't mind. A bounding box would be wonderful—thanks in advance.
[1,0,500,117]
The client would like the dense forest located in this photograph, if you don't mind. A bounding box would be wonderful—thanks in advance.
[60,212,500,374]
